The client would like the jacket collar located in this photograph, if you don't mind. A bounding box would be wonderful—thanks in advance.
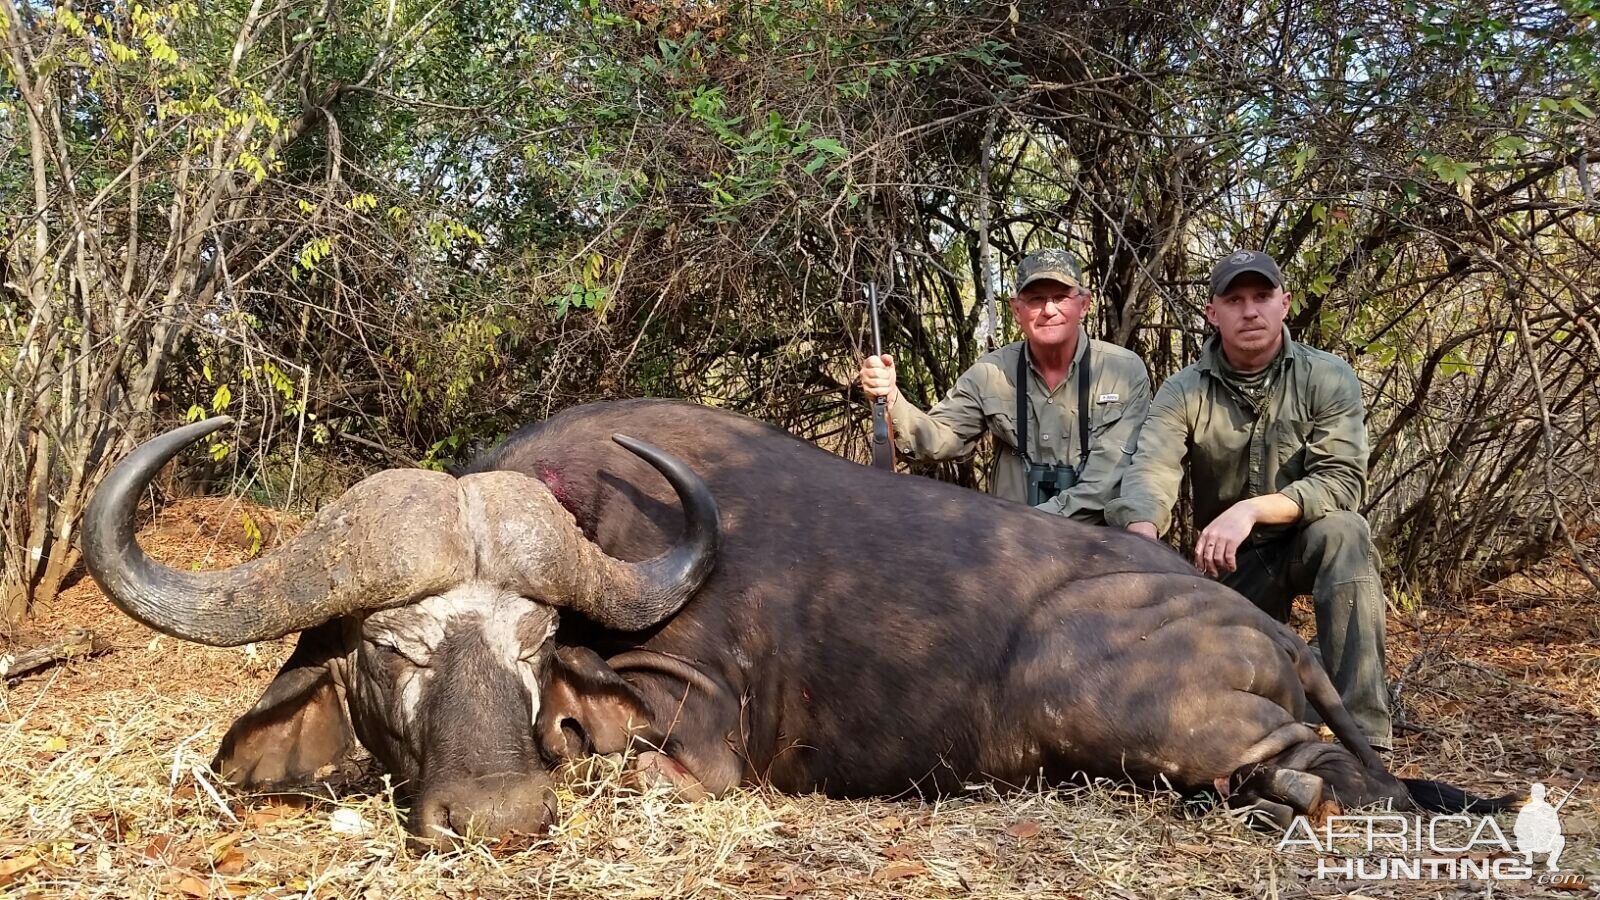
[1197,325,1300,377]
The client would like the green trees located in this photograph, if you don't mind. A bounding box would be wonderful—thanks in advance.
[4,0,1596,623]
[0,0,451,618]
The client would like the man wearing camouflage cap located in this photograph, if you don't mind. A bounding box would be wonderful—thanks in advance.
[1105,250,1393,749]
[858,248,1151,523]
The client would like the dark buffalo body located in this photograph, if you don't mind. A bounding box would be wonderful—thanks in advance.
[478,399,1287,796]
[83,399,1515,847]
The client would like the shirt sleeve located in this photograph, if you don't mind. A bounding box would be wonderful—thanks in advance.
[1042,356,1153,522]
[887,368,991,462]
[1103,376,1191,534]
[1277,366,1369,523]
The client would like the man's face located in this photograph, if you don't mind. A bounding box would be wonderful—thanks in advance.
[1010,279,1091,351]
[1205,273,1291,358]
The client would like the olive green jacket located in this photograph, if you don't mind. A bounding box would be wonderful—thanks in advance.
[1104,328,1369,538]
[888,333,1151,522]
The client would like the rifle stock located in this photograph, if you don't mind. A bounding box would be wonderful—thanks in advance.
[871,397,894,469]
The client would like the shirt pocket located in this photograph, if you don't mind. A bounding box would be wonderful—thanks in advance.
[1268,419,1313,483]
[1092,400,1127,435]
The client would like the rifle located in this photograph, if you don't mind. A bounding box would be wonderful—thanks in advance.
[868,279,895,471]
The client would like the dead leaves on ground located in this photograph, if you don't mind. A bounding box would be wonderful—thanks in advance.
[872,860,927,881]
[1004,819,1042,839]
[143,832,264,898]
[56,828,279,898]
[873,814,905,833]
[855,813,1052,888]
[1,836,270,898]
[881,842,915,860]
[0,854,40,887]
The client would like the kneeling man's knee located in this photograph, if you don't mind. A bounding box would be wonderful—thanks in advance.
[1304,510,1372,554]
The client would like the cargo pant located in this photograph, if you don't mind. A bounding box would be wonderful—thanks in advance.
[1221,510,1394,749]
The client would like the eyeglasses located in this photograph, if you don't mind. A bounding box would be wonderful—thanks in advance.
[1017,288,1089,309]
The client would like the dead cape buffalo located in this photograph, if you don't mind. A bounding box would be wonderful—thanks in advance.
[84,399,1513,847]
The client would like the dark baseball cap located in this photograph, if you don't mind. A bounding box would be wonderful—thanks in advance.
[1209,249,1284,295]
[1016,248,1085,292]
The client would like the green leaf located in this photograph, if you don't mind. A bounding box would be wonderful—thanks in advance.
[211,383,232,412]
[1290,143,1315,179]
[808,137,847,158]
[1488,134,1531,157]
[1423,153,1472,185]
[1439,349,1474,377]
[240,513,263,557]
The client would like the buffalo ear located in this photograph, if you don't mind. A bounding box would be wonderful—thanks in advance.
[212,621,355,790]
[537,646,659,760]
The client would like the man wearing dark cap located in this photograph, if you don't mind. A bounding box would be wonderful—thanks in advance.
[1105,250,1393,748]
[858,248,1151,523]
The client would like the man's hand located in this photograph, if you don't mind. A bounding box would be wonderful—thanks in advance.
[859,354,899,406]
[1193,494,1301,577]
[1194,502,1258,576]
[1126,522,1159,541]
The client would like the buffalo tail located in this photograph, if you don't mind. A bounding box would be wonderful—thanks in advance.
[1401,778,1524,814]
[1288,633,1520,815]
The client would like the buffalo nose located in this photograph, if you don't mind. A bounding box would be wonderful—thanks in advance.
[411,773,557,851]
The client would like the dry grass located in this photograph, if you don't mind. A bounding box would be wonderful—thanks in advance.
[1,499,1596,899]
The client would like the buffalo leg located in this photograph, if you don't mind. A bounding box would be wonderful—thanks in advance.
[1233,764,1327,812]
[1227,794,1296,831]
[1246,739,1411,812]
[1226,762,1330,830]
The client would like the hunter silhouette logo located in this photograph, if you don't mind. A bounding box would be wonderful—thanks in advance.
[1514,782,1566,870]
[1280,780,1585,885]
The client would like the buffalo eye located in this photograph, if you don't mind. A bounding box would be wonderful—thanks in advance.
[368,637,431,668]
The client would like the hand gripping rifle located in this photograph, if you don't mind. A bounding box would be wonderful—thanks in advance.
[868,279,895,471]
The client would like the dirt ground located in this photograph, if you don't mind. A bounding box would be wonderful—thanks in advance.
[1,497,1596,899]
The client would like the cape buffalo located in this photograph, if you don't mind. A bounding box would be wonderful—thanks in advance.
[83,399,1512,847]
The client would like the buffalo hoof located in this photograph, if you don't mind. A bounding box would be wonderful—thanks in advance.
[1230,764,1326,822]
[1263,768,1326,814]
[1231,796,1295,832]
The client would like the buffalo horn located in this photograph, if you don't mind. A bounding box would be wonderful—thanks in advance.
[82,417,472,646]
[463,434,720,631]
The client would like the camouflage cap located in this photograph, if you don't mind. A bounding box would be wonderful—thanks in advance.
[1016,248,1085,292]
[1209,249,1284,296]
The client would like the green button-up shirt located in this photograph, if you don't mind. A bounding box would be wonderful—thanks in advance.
[888,333,1152,522]
[1105,328,1369,538]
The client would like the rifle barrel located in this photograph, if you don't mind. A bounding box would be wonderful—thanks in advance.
[869,282,883,357]
[867,280,893,470]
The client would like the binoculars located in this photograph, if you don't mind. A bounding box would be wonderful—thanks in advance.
[1025,461,1080,506]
